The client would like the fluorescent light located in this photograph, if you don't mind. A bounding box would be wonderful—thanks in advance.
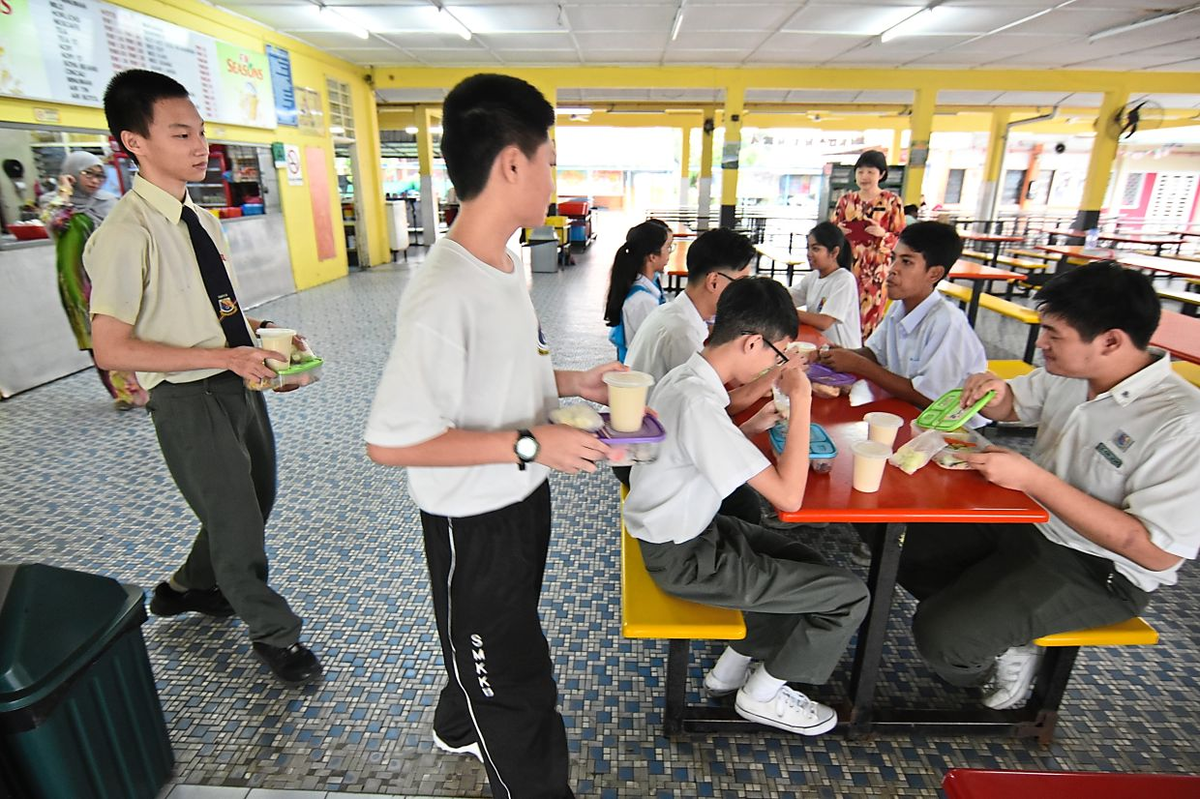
[670,2,686,41]
[405,126,418,134]
[318,4,369,40]
[880,4,940,44]
[1088,3,1200,42]
[555,107,593,115]
[438,7,473,40]
[330,125,345,135]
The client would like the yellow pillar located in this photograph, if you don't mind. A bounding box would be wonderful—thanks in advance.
[1075,89,1128,231]
[679,126,692,208]
[415,105,438,246]
[531,81,559,206]
[891,127,904,163]
[976,109,1011,224]
[904,88,935,206]
[719,85,745,229]
[697,108,715,230]
[356,87,389,266]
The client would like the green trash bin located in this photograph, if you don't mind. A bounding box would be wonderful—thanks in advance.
[0,563,174,799]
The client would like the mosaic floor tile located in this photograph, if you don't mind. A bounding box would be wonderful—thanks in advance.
[2,212,1196,797]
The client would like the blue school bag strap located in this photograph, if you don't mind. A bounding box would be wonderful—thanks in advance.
[609,282,663,361]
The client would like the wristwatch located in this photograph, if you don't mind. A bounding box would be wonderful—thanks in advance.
[514,429,539,470]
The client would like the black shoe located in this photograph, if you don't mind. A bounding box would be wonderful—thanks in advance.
[149,581,236,617]
[253,642,323,685]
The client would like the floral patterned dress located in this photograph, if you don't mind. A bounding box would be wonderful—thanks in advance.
[832,190,906,340]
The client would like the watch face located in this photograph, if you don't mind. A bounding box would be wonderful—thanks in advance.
[516,436,538,460]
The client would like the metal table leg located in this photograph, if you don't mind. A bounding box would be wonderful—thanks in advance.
[847,521,906,738]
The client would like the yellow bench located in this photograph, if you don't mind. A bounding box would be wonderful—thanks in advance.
[1156,287,1200,317]
[1019,617,1158,744]
[1172,360,1200,388]
[941,283,1042,363]
[987,360,1034,380]
[1010,248,1058,263]
[619,487,746,734]
[961,249,991,263]
[753,243,807,285]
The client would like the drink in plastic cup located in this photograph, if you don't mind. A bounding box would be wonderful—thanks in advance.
[257,328,296,371]
[852,440,891,493]
[786,341,818,362]
[864,411,903,447]
[604,371,655,432]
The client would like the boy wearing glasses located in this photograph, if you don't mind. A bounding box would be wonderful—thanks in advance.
[624,277,869,737]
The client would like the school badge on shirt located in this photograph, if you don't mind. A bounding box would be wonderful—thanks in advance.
[217,295,239,319]
[536,324,550,355]
[1112,430,1134,451]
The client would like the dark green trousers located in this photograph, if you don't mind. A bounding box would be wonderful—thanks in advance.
[148,371,301,647]
[898,522,1149,687]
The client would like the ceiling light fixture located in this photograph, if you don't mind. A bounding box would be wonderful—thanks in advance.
[670,1,687,42]
[1087,2,1200,42]
[432,1,473,40]
[879,2,943,44]
[317,3,369,40]
[556,107,593,115]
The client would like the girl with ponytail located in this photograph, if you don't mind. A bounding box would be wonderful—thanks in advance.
[789,221,862,348]
[604,219,673,360]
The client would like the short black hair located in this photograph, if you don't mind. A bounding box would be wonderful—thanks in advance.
[103,70,190,166]
[709,277,799,347]
[854,150,888,182]
[904,204,919,216]
[686,228,755,285]
[1036,260,1159,349]
[897,221,962,270]
[440,74,555,201]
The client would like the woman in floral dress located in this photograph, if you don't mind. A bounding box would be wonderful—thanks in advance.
[43,151,147,410]
[832,150,906,340]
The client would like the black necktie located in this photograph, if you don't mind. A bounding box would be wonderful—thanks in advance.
[180,205,253,349]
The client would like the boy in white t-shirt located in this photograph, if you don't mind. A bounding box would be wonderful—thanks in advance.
[625,277,869,737]
[364,74,622,799]
[790,221,862,349]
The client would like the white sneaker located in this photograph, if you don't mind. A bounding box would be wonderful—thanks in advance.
[734,684,839,736]
[981,644,1043,710]
[432,730,483,764]
[704,664,751,697]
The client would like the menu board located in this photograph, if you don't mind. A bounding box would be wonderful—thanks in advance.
[0,0,276,129]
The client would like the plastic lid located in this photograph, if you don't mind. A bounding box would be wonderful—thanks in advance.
[807,363,857,387]
[596,412,665,444]
[916,388,995,432]
[275,357,323,376]
[852,441,892,459]
[864,411,903,429]
[602,370,654,389]
[768,423,837,459]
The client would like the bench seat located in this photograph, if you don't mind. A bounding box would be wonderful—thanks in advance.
[1156,287,1200,317]
[1171,360,1200,389]
[987,360,1035,380]
[1034,617,1158,648]
[940,284,1041,362]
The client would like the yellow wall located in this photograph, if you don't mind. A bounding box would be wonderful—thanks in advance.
[0,0,388,289]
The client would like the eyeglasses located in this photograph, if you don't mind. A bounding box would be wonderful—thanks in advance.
[714,271,744,284]
[742,331,789,366]
[80,169,105,179]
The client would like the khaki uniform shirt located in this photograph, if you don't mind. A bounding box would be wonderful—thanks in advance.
[84,175,253,389]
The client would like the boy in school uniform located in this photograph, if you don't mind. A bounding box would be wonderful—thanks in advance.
[364,74,621,799]
[902,262,1200,710]
[624,277,869,736]
[86,70,320,685]
[818,221,987,422]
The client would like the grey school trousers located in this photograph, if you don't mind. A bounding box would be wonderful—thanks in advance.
[148,371,302,647]
[898,522,1150,687]
[639,515,870,684]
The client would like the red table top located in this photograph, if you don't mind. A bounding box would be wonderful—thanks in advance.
[1151,310,1200,364]
[666,239,690,274]
[1034,227,1181,245]
[1038,245,1200,280]
[948,260,1026,281]
[942,769,1200,799]
[959,232,1023,243]
[754,389,1048,525]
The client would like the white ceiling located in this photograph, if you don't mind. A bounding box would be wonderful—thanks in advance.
[212,0,1200,72]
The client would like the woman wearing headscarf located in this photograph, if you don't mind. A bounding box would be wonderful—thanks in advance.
[43,151,147,410]
[832,150,906,340]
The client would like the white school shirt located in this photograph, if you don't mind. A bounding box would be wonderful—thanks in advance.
[625,292,709,381]
[865,290,989,428]
[789,268,862,349]
[1010,352,1200,592]
[622,274,663,347]
[624,353,771,544]
[364,238,558,517]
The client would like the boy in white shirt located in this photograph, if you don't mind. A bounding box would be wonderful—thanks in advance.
[818,221,986,416]
[902,261,1200,710]
[625,277,869,737]
[790,221,862,349]
[365,74,622,799]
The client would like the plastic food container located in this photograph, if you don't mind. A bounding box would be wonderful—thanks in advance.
[807,363,857,387]
[245,358,323,391]
[241,203,264,216]
[6,222,48,240]
[597,412,666,466]
[768,422,838,472]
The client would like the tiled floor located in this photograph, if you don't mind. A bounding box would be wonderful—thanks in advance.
[3,213,1197,798]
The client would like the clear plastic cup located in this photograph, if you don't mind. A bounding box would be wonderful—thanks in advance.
[257,328,296,371]
[603,371,655,432]
[864,411,904,447]
[852,440,892,493]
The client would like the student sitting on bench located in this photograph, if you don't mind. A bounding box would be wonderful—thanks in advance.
[624,277,869,736]
[899,261,1200,710]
